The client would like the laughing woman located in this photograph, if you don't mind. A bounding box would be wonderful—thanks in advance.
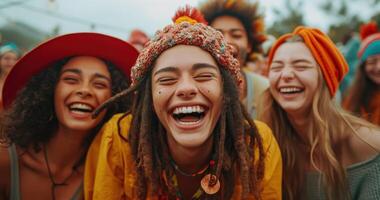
[84,7,282,200]
[259,27,380,200]
[0,33,138,200]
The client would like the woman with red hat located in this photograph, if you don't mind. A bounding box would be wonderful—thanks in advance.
[259,26,380,199]
[84,6,282,200]
[0,32,138,200]
[344,22,380,126]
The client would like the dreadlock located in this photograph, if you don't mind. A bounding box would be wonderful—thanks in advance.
[94,67,265,199]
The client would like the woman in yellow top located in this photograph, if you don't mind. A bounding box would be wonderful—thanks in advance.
[85,6,282,200]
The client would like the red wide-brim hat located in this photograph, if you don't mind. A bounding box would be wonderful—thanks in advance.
[3,32,139,108]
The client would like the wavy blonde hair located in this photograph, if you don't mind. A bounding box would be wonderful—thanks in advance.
[258,39,378,199]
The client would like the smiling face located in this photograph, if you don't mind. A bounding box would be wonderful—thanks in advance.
[54,56,112,134]
[268,42,320,117]
[364,54,380,85]
[211,15,251,65]
[151,45,223,149]
[0,51,19,75]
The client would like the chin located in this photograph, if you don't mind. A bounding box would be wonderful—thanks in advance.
[173,132,211,148]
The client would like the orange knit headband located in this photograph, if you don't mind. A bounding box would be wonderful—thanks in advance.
[267,26,348,96]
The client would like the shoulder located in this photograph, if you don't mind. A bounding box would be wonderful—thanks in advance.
[355,126,380,153]
[89,112,132,151]
[252,120,283,198]
[253,120,275,146]
[253,120,282,162]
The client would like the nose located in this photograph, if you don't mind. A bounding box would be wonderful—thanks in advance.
[176,76,197,99]
[281,66,295,81]
[75,83,93,98]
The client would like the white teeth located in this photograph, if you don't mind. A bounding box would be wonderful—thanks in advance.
[173,105,205,114]
[69,103,93,111]
[280,87,302,93]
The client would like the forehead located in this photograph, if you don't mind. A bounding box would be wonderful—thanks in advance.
[272,42,317,64]
[367,54,380,61]
[210,15,245,31]
[153,45,218,71]
[61,56,110,76]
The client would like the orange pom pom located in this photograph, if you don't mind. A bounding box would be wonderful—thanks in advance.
[360,21,378,40]
[172,5,208,25]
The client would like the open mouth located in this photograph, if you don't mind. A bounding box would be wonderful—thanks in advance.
[172,105,207,125]
[279,87,304,94]
[68,103,94,114]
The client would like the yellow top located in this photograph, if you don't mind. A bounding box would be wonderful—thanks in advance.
[84,114,282,200]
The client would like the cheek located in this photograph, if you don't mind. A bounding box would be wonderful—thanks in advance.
[268,72,279,87]
[97,90,112,103]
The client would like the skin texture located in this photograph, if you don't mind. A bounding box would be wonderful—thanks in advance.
[365,54,380,85]
[0,51,19,76]
[152,45,222,150]
[268,42,319,119]
[0,56,115,200]
[54,56,112,134]
[211,15,251,66]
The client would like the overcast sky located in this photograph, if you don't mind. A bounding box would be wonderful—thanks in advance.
[0,0,379,40]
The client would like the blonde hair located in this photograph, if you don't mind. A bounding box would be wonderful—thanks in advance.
[259,38,378,199]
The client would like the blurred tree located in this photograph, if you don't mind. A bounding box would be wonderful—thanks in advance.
[320,0,380,43]
[0,20,49,52]
[266,0,305,37]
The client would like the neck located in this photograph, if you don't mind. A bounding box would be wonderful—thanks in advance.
[287,111,311,144]
[44,127,89,169]
[168,137,213,174]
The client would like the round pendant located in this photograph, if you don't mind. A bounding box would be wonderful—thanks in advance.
[200,174,220,194]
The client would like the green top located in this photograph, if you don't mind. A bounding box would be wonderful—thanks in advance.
[306,154,380,200]
[8,144,83,200]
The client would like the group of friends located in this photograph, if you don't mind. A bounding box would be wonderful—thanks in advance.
[0,0,379,199]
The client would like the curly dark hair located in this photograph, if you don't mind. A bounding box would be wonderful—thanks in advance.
[96,67,265,199]
[0,57,131,155]
[199,0,264,54]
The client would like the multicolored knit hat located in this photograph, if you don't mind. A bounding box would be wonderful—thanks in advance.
[267,26,349,97]
[0,42,21,57]
[358,22,380,63]
[130,6,241,86]
[199,0,266,53]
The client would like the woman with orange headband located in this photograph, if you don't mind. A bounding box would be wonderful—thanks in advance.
[259,26,380,200]
[84,6,282,200]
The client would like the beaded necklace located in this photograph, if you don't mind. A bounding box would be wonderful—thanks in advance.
[166,159,220,199]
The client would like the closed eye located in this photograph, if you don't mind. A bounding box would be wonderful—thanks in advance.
[294,65,313,71]
[94,81,109,89]
[157,77,177,85]
[270,65,283,71]
[62,77,79,84]
[194,73,216,81]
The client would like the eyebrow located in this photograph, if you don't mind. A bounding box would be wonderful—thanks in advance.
[216,28,244,33]
[271,59,313,65]
[153,66,179,77]
[60,68,111,82]
[153,63,219,77]
[292,59,313,65]
[192,63,219,71]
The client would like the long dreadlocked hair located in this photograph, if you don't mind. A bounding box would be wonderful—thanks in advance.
[95,67,265,199]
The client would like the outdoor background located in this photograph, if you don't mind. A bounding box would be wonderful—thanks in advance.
[1,0,380,51]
